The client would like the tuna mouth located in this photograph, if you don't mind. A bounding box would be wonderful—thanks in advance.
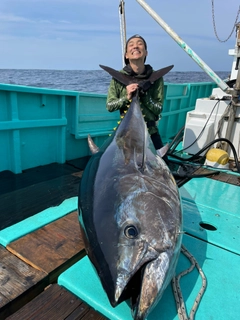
[128,263,147,308]
[114,244,159,307]
[114,251,172,320]
[114,262,149,319]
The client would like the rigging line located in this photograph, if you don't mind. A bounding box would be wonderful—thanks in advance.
[211,0,240,42]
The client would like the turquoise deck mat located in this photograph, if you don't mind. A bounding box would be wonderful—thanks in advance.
[180,178,240,255]
[0,196,78,247]
[58,233,240,320]
[182,198,240,254]
[180,177,239,216]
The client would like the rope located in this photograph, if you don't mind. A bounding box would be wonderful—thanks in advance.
[172,244,207,320]
[211,0,240,42]
[119,0,127,67]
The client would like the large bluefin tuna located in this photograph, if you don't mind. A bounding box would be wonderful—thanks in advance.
[78,65,182,320]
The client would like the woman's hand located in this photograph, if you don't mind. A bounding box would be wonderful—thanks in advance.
[126,83,138,100]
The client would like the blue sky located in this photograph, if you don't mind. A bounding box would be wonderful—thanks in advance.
[0,0,239,71]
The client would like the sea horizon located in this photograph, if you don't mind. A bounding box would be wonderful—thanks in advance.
[0,69,229,94]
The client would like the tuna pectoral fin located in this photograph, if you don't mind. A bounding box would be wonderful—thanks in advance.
[133,252,171,320]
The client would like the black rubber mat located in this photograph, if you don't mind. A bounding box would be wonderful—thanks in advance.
[0,163,82,230]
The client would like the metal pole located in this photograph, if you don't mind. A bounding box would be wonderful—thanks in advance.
[119,1,127,67]
[223,24,240,152]
[136,0,231,93]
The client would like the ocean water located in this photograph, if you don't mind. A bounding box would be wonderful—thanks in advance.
[0,69,229,94]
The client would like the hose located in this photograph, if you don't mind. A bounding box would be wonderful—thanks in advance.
[168,126,185,154]
[169,137,240,173]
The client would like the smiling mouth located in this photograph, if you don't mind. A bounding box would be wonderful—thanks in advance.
[131,50,141,56]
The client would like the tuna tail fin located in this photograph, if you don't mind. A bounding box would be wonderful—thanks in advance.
[99,65,135,86]
[148,65,174,82]
[99,64,174,87]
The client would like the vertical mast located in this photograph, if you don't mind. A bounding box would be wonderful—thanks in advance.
[224,23,240,152]
[119,1,127,67]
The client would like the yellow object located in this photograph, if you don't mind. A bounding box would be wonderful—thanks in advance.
[206,148,229,165]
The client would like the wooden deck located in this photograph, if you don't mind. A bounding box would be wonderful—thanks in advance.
[0,159,239,319]
[7,211,85,282]
[0,161,108,319]
[0,246,47,319]
[6,284,106,320]
[0,209,107,319]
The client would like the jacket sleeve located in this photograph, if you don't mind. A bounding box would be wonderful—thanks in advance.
[140,77,164,118]
[106,79,129,112]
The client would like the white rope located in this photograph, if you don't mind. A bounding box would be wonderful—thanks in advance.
[119,0,127,67]
[172,244,207,320]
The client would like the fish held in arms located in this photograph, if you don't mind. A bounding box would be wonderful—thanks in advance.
[78,65,182,320]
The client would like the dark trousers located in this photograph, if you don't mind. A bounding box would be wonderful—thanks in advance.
[151,132,169,165]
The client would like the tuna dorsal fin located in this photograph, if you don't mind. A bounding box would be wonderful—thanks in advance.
[99,64,174,87]
[88,135,100,154]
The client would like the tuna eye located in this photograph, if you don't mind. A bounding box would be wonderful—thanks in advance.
[124,225,138,239]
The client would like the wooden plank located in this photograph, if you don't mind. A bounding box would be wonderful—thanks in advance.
[79,309,107,320]
[6,284,106,320]
[0,245,47,319]
[7,211,85,282]
[0,293,10,309]
[193,167,240,186]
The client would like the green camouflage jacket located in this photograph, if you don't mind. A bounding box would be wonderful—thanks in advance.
[106,65,164,135]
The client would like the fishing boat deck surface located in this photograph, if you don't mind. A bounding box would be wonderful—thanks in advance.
[0,160,84,231]
[0,160,107,319]
[0,160,239,319]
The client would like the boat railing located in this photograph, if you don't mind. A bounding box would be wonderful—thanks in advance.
[0,82,216,174]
